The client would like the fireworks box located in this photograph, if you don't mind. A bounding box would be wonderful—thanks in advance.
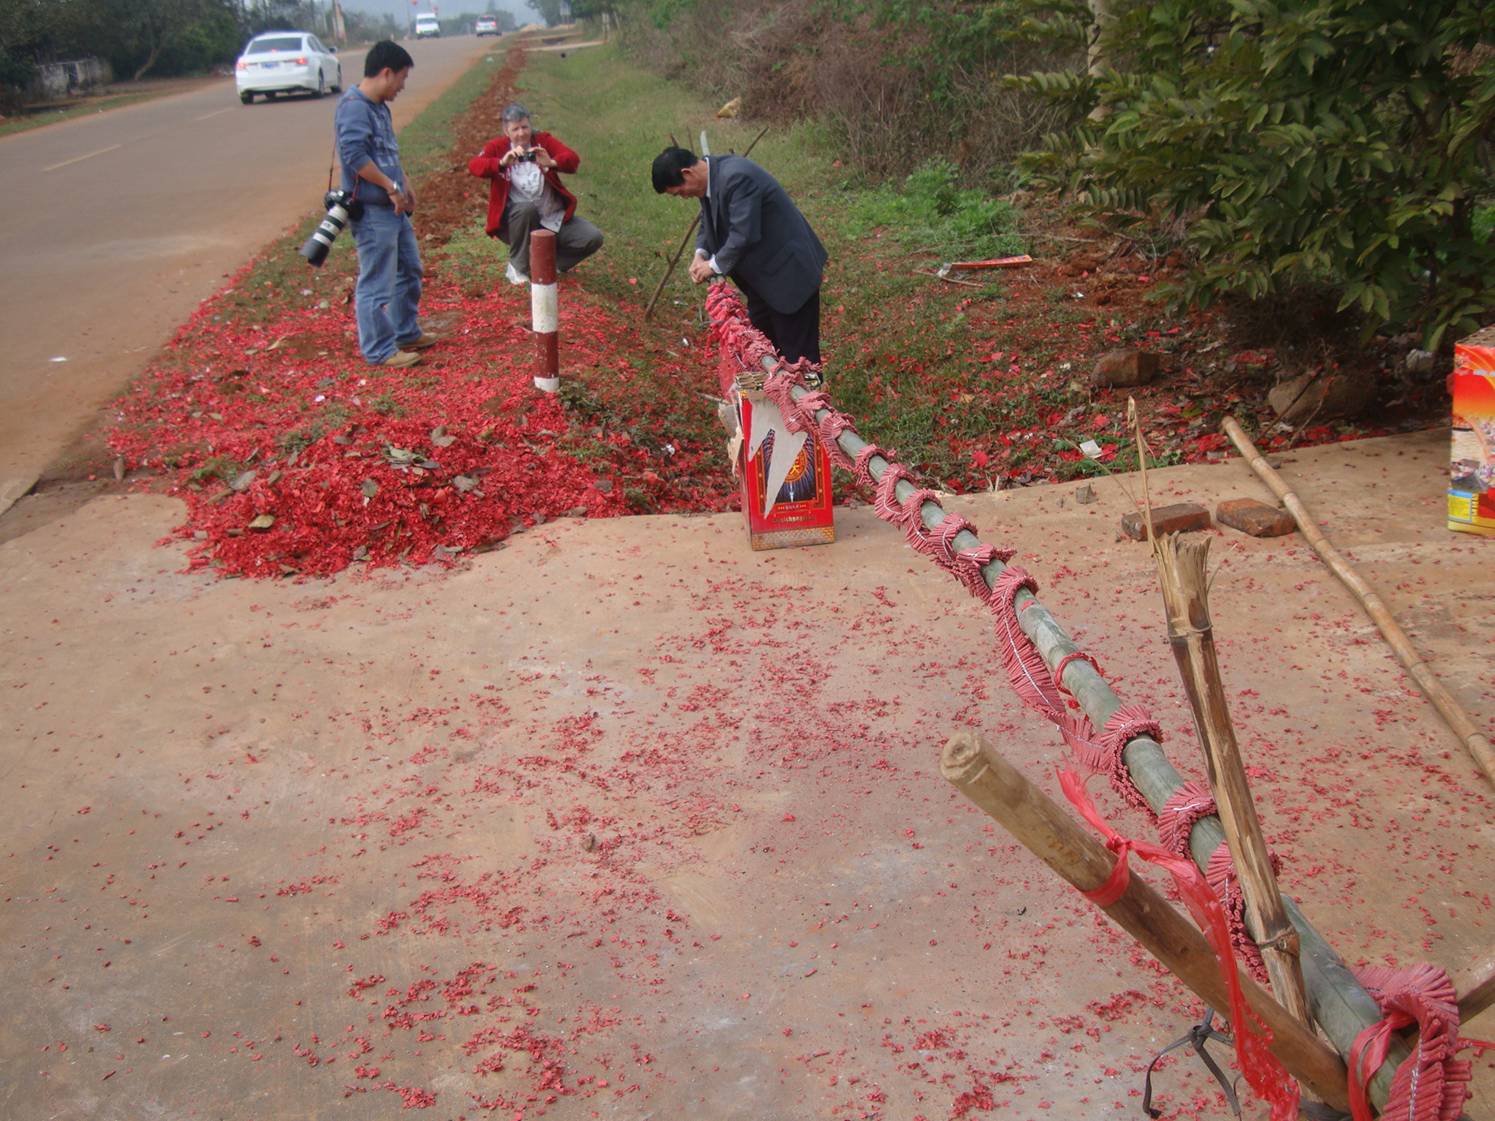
[1449,325,1495,537]
[736,389,835,550]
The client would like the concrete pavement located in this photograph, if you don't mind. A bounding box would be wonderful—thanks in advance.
[2,429,1490,1119]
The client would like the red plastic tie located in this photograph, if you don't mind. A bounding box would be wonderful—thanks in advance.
[1053,651,1101,698]
[1058,768,1300,1121]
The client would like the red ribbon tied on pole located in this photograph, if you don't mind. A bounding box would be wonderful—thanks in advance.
[1057,767,1300,1121]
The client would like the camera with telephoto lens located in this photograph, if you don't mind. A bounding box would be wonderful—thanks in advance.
[299,189,364,267]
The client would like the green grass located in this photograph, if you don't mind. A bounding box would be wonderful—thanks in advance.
[845,160,1026,262]
[398,52,505,181]
[495,44,1046,484]
[480,44,849,309]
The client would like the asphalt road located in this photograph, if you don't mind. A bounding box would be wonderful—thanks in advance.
[0,34,496,515]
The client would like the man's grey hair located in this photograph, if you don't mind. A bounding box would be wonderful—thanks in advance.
[501,102,531,124]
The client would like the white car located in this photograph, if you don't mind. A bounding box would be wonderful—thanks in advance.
[235,32,342,104]
[414,14,441,37]
[474,16,499,36]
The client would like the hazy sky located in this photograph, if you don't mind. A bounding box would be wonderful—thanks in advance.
[341,0,534,23]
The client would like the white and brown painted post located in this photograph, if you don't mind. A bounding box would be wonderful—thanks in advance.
[530,229,560,393]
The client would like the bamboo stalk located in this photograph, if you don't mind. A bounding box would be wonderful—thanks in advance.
[941,729,1352,1112]
[643,213,701,320]
[1454,950,1495,1023]
[644,126,770,320]
[1221,416,1495,787]
[1153,532,1313,1027]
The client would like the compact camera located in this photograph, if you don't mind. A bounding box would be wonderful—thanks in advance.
[299,189,364,267]
[515,147,538,162]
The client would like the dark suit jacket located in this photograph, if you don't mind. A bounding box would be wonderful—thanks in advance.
[697,155,827,315]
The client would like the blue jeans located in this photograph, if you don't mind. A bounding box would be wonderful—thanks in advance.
[350,204,423,363]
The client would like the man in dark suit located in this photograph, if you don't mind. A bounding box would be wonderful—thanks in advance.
[652,146,827,364]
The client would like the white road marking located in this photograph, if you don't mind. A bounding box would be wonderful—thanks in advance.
[193,107,235,122]
[42,143,122,172]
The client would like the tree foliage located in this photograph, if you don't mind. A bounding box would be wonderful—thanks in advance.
[0,0,398,97]
[1020,0,1495,349]
[612,0,1079,178]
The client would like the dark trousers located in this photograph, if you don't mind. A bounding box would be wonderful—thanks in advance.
[736,278,821,365]
[504,200,604,276]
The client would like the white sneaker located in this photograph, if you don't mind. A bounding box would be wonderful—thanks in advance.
[506,262,530,286]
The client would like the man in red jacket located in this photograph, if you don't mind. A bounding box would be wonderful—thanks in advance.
[467,103,604,285]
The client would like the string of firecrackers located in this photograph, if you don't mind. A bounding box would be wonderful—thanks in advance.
[1348,964,1472,1121]
[706,283,1475,1121]
[709,284,1294,1109]
[709,285,1196,862]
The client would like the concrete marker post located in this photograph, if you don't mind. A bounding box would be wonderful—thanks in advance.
[531,229,559,393]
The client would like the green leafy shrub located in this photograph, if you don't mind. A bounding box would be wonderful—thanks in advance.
[1019,0,1495,350]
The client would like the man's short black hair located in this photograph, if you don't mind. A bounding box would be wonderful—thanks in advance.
[364,40,414,78]
[652,147,697,193]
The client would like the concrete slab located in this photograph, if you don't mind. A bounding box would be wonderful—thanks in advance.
[2,430,1492,1120]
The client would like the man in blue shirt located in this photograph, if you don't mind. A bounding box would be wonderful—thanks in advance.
[334,41,437,368]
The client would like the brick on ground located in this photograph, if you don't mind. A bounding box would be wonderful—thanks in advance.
[1120,501,1210,541]
[1215,497,1297,538]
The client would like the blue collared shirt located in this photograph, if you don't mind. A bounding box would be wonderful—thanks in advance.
[334,87,406,206]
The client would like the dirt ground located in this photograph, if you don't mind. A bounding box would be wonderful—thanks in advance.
[3,429,1492,1120]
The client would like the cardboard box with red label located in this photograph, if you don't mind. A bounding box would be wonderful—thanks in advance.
[1450,325,1495,537]
[736,390,835,550]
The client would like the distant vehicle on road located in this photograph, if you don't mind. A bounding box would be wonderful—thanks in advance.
[474,16,499,35]
[415,14,441,37]
[235,32,341,104]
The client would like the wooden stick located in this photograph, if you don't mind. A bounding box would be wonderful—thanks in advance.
[643,213,700,320]
[1153,532,1313,1026]
[1220,416,1495,787]
[1454,950,1495,1023]
[914,268,982,288]
[941,729,1352,1111]
[644,125,770,320]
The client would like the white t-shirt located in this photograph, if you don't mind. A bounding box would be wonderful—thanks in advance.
[508,158,565,232]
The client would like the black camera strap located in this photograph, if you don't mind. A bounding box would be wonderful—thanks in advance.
[326,140,359,203]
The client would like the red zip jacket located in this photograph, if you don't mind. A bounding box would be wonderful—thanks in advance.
[467,131,581,240]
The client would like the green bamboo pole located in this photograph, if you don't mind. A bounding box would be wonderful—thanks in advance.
[728,348,1406,1107]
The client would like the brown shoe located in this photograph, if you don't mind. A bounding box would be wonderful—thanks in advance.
[396,333,442,351]
[376,349,422,369]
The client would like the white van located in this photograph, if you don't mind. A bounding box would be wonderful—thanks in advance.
[414,13,440,37]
